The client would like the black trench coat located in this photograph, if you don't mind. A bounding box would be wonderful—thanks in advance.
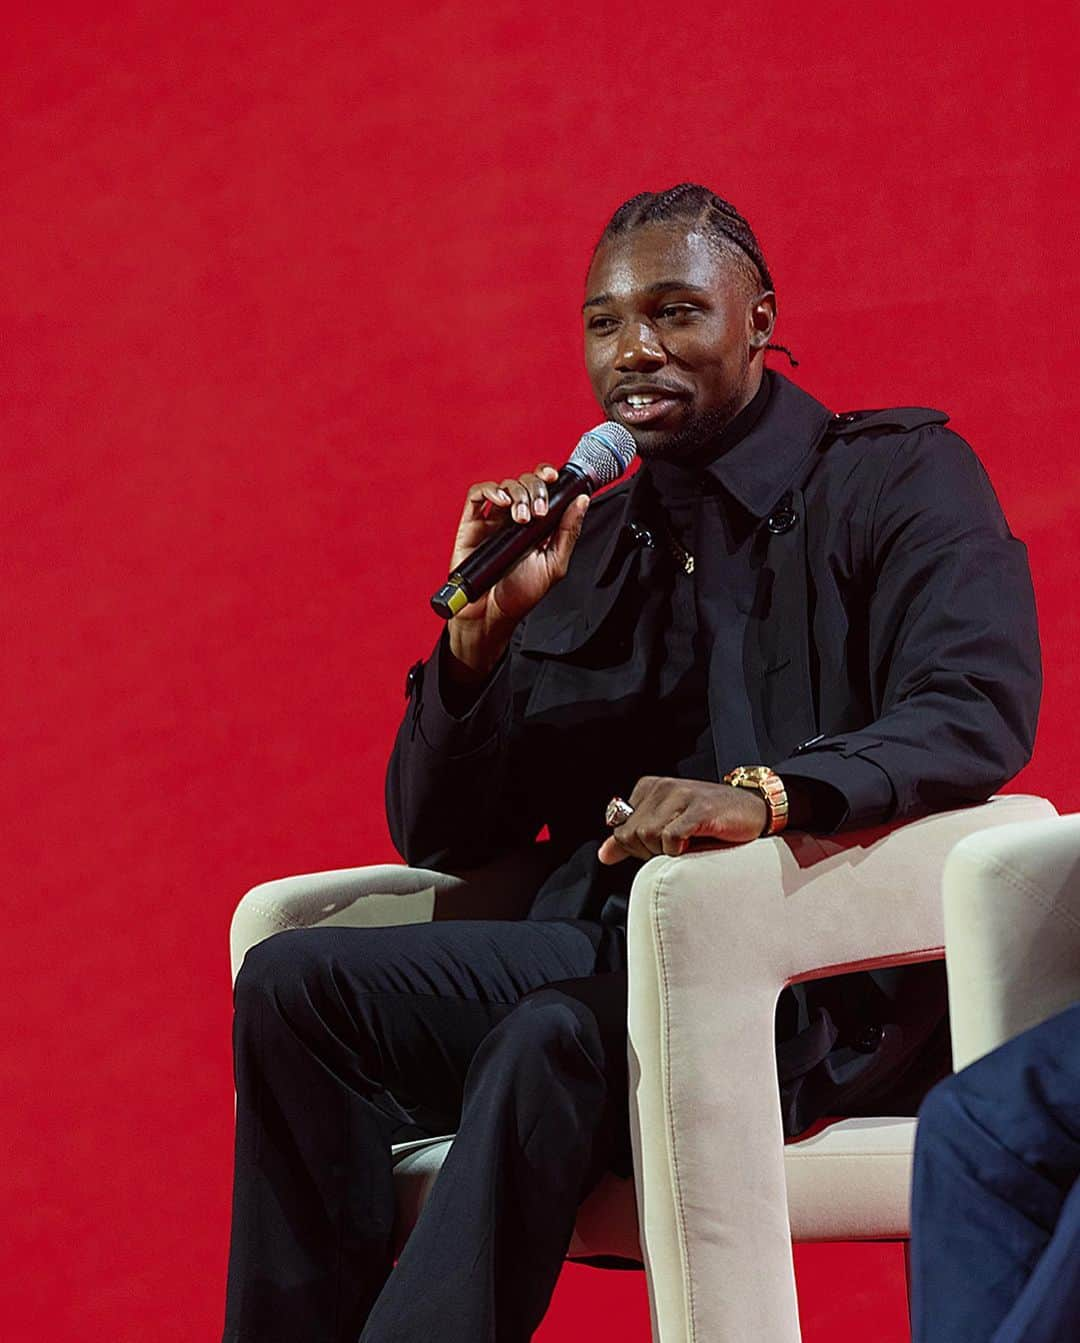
[387,371,1042,1132]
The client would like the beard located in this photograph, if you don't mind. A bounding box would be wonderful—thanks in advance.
[633,354,753,464]
[634,389,747,462]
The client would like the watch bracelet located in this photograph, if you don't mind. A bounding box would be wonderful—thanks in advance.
[723,766,789,836]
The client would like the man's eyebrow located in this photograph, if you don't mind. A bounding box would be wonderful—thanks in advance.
[582,280,710,311]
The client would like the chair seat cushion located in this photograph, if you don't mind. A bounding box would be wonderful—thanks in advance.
[389,1115,917,1261]
[784,1116,916,1240]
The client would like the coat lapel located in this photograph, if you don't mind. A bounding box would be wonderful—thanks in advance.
[519,471,652,658]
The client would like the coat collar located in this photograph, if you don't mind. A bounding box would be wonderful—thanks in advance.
[700,370,834,517]
[593,371,835,583]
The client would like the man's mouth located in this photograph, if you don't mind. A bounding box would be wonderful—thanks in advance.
[612,389,688,427]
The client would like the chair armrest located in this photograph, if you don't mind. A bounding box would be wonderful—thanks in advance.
[229,844,558,982]
[944,812,1080,1069]
[230,865,464,982]
[624,794,1055,1343]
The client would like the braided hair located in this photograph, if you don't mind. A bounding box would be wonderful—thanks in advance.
[598,184,797,365]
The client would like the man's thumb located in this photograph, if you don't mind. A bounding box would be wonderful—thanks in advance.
[550,494,590,572]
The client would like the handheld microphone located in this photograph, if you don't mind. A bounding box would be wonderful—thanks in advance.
[430,422,637,619]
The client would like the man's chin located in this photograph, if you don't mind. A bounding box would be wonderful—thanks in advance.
[634,432,682,461]
[619,411,698,461]
[633,421,711,463]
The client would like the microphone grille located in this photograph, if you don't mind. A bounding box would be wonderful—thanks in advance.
[568,421,638,488]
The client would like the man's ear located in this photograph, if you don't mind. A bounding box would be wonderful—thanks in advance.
[748,291,777,350]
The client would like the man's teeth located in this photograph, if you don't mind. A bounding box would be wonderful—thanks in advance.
[627,394,661,406]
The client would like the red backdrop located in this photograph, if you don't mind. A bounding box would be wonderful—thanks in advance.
[5,4,1078,1339]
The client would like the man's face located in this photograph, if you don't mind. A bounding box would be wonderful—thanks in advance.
[583,223,767,460]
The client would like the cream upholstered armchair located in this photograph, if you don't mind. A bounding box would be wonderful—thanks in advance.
[942,810,1080,1072]
[229,793,1055,1343]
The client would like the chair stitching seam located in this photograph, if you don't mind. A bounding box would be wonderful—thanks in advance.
[785,1150,913,1160]
[653,869,698,1343]
[244,899,306,932]
[962,857,1080,933]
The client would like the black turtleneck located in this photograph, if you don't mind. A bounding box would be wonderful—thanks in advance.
[646,370,772,547]
[632,373,773,786]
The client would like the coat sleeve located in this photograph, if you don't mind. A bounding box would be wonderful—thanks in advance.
[384,626,549,869]
[774,425,1042,828]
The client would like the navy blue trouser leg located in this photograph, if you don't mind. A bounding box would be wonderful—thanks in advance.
[221,917,629,1343]
[910,1002,1080,1343]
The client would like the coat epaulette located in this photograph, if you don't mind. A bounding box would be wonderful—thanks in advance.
[827,406,950,435]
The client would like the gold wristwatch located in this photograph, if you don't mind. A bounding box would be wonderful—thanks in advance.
[722,766,789,836]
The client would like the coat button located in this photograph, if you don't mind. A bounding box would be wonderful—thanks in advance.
[766,505,797,535]
[853,1023,884,1054]
[404,659,424,699]
[627,521,656,548]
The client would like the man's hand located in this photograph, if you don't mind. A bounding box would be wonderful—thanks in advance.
[597,777,768,865]
[446,462,590,683]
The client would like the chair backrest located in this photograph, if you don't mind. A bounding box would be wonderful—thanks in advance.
[944,811,1080,1069]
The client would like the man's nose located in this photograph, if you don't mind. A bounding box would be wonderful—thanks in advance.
[614,321,666,370]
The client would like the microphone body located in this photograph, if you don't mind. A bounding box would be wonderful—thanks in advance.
[431,421,636,619]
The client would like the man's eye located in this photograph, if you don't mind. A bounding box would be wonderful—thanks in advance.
[659,305,699,320]
[588,317,618,332]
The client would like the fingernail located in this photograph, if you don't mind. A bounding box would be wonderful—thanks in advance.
[497,490,511,503]
[514,503,529,521]
[535,498,547,516]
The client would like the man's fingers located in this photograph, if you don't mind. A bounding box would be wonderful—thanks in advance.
[464,481,514,517]
[597,835,628,865]
[660,809,699,855]
[598,819,678,864]
[598,827,662,864]
[599,784,696,864]
[598,779,765,869]
[627,776,660,810]
[497,477,533,523]
[519,471,550,517]
[603,802,678,864]
[452,483,516,567]
[463,465,559,527]
[629,802,691,858]
[496,470,555,523]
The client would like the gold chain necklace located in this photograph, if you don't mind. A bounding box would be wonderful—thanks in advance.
[661,518,695,575]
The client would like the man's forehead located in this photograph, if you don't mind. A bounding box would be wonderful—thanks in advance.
[584,227,726,306]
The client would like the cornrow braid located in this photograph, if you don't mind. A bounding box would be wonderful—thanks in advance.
[765,342,799,367]
[601,183,775,292]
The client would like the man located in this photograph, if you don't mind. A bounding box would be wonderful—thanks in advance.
[911,1002,1080,1342]
[223,184,1041,1342]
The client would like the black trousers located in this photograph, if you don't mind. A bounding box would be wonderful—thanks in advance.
[222,917,632,1343]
